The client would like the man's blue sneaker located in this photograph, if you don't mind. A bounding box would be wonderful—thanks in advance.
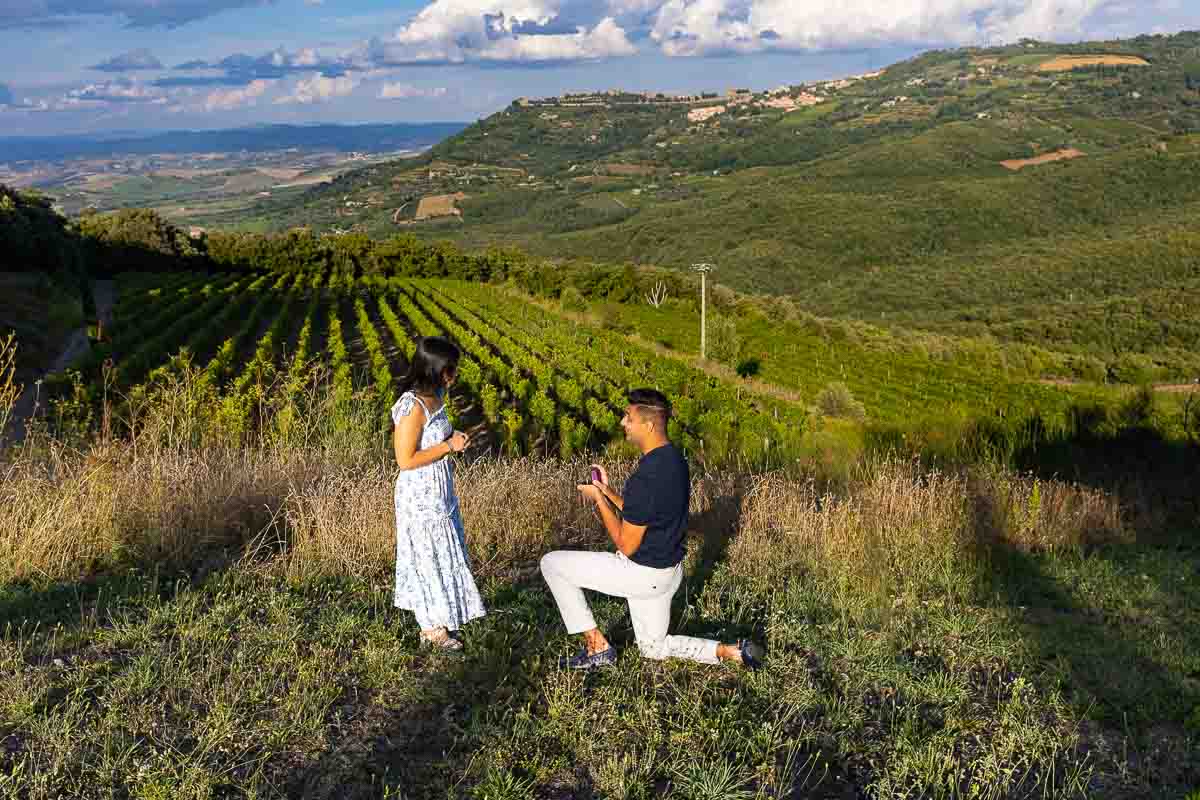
[559,646,617,670]
[738,640,765,671]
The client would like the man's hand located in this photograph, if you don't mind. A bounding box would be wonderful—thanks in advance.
[589,463,610,487]
[576,482,603,503]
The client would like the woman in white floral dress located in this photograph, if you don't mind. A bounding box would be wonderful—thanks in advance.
[392,336,486,651]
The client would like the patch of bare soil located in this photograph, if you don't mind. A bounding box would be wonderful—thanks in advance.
[414,193,466,220]
[1154,383,1200,394]
[1001,148,1086,170]
[602,163,657,176]
[1037,55,1150,71]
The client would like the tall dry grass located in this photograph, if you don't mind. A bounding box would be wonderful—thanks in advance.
[0,441,325,584]
[726,460,1128,615]
[281,457,608,582]
[0,356,1131,611]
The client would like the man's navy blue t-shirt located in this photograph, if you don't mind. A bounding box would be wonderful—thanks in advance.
[621,443,690,568]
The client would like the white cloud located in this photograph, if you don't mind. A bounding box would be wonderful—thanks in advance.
[274,72,360,104]
[353,0,1194,66]
[647,0,1185,56]
[65,79,164,103]
[359,0,636,65]
[20,78,170,112]
[378,82,448,99]
[203,78,274,111]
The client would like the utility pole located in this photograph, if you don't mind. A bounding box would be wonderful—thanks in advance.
[691,262,715,360]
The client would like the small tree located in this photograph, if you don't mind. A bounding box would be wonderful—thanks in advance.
[1181,380,1199,445]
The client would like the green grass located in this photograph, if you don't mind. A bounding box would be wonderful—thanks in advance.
[775,102,841,126]
[2,537,1196,798]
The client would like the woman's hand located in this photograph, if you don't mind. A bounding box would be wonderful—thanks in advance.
[447,430,470,453]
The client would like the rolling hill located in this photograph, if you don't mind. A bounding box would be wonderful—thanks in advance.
[212,31,1200,380]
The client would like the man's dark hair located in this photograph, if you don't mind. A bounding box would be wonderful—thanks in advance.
[628,388,671,427]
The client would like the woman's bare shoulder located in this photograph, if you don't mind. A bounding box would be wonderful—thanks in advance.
[391,392,426,427]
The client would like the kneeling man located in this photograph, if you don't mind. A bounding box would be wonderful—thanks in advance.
[540,388,764,670]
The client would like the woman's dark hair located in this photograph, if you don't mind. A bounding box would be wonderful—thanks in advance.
[398,336,460,396]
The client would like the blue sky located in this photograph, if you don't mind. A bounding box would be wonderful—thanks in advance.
[1,0,1196,137]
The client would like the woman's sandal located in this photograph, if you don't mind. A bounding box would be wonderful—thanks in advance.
[420,628,464,652]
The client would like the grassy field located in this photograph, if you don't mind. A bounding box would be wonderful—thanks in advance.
[2,335,1198,799]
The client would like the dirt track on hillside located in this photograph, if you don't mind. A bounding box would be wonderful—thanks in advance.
[5,281,113,444]
[1038,378,1198,393]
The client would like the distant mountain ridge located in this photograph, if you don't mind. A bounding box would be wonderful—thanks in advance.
[0,122,469,163]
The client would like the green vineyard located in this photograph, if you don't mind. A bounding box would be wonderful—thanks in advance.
[60,270,826,467]
[48,266,1148,469]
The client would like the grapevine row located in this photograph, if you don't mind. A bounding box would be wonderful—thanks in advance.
[400,282,610,453]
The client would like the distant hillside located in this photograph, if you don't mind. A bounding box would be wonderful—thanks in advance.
[0,122,468,163]
[238,32,1200,235]
[219,31,1200,378]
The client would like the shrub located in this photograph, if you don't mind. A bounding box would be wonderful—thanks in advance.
[1116,384,1157,430]
[559,286,587,313]
[813,381,867,421]
[734,357,761,379]
[707,314,742,365]
[597,304,633,334]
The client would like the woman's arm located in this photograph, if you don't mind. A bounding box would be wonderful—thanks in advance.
[394,406,467,470]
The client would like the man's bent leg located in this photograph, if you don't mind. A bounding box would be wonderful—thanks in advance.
[540,550,605,634]
[627,569,720,665]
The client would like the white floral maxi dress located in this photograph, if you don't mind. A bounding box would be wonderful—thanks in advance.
[392,391,486,631]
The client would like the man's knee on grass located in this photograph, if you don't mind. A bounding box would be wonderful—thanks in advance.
[539,550,565,580]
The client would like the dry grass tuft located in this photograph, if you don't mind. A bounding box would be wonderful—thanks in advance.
[282,457,636,581]
[0,440,321,584]
[727,461,1127,613]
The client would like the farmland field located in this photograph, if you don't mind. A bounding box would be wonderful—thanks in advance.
[1036,55,1151,71]
[1000,148,1087,171]
[54,270,833,464]
[414,193,466,221]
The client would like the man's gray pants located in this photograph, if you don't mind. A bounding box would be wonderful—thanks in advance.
[540,550,720,664]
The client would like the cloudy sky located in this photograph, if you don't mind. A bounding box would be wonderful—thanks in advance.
[0,0,1196,137]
